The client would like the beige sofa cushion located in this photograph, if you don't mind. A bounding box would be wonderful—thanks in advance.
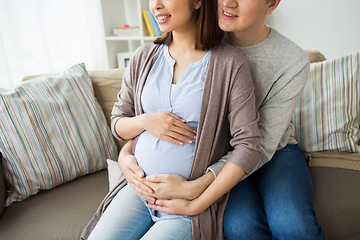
[310,167,360,239]
[0,170,108,240]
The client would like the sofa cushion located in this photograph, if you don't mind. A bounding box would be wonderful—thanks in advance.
[293,51,360,156]
[0,63,118,206]
[22,69,126,151]
[0,170,108,240]
[310,167,360,240]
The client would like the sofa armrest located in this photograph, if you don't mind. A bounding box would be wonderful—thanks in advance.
[0,153,7,215]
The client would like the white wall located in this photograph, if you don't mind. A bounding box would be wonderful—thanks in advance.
[267,0,360,59]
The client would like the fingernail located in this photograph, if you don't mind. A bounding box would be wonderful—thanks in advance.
[188,140,192,144]
[194,130,197,133]
[155,200,159,205]
[179,142,183,145]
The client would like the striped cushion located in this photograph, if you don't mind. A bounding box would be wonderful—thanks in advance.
[0,63,118,206]
[293,51,360,153]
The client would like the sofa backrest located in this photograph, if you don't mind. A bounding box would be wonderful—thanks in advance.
[305,50,326,63]
[88,69,126,150]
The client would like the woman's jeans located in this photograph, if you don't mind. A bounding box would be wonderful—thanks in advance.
[88,185,191,240]
[224,144,326,240]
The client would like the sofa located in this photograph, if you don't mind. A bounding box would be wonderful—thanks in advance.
[0,51,359,240]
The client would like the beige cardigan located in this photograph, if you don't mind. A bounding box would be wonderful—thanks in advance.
[82,42,261,239]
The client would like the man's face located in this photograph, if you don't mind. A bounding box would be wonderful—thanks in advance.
[217,0,271,33]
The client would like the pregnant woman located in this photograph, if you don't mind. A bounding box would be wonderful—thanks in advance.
[82,0,261,239]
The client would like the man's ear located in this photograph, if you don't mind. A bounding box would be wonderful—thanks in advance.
[266,0,281,15]
[195,0,201,10]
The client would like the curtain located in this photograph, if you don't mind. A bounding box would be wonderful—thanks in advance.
[0,0,107,89]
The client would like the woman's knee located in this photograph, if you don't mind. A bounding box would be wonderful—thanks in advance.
[142,217,191,240]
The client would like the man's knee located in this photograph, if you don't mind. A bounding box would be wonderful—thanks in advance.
[224,216,270,240]
[270,215,325,240]
[224,222,256,240]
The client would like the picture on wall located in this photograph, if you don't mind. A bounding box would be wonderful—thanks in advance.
[117,52,133,68]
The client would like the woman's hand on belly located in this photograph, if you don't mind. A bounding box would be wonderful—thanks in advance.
[143,112,196,145]
[147,197,208,216]
[132,172,215,203]
[132,174,192,201]
[118,140,154,196]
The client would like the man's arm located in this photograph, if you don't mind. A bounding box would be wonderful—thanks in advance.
[144,169,215,201]
[206,54,310,177]
[147,162,245,216]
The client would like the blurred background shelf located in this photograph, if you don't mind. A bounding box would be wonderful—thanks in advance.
[100,0,155,68]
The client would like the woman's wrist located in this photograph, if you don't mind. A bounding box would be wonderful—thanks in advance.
[140,113,149,131]
[182,180,198,200]
[189,197,208,215]
[185,172,215,200]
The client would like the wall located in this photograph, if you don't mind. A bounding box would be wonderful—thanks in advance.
[267,0,360,59]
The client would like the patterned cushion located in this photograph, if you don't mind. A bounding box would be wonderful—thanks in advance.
[293,51,360,154]
[0,63,118,206]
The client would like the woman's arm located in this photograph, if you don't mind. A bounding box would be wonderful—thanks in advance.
[114,115,146,140]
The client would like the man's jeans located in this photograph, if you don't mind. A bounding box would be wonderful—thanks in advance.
[224,144,326,240]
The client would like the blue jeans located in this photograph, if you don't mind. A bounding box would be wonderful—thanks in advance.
[88,185,192,240]
[224,144,326,240]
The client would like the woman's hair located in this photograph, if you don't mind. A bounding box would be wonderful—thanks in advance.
[154,0,224,50]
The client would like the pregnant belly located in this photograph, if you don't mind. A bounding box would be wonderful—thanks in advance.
[134,131,195,179]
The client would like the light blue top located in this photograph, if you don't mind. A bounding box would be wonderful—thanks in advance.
[134,44,211,220]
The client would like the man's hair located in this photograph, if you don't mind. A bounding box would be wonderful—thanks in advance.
[154,0,224,50]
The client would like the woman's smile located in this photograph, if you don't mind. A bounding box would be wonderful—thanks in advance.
[223,10,238,18]
[156,14,171,24]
